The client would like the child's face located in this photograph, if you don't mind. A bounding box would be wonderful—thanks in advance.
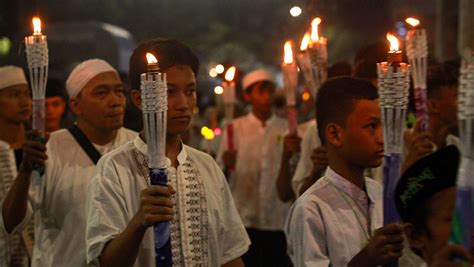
[245,82,275,115]
[165,65,197,137]
[416,187,456,264]
[339,99,384,168]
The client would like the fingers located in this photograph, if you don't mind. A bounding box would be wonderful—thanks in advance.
[143,185,174,198]
[378,224,404,235]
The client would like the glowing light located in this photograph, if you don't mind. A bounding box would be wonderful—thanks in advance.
[405,17,420,27]
[215,64,225,74]
[290,6,302,17]
[32,17,42,35]
[214,85,224,95]
[386,33,400,51]
[284,41,294,64]
[209,68,218,77]
[225,66,236,82]
[302,91,311,101]
[213,127,222,136]
[311,17,322,42]
[300,33,310,51]
[201,126,215,140]
[146,53,158,64]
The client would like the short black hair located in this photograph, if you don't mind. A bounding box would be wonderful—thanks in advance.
[246,80,275,94]
[129,38,200,91]
[427,60,459,98]
[353,41,389,82]
[328,61,352,79]
[45,79,66,99]
[316,76,379,145]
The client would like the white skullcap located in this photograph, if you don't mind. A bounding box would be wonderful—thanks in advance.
[66,59,117,98]
[242,68,275,91]
[0,66,27,91]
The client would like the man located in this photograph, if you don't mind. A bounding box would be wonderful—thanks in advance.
[218,69,293,266]
[1,59,137,266]
[0,65,32,266]
[86,38,249,266]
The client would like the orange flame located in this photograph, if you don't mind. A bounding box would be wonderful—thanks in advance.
[300,33,310,51]
[225,66,236,82]
[386,33,399,51]
[284,41,294,64]
[146,53,158,64]
[32,17,42,35]
[405,17,420,27]
[310,17,321,42]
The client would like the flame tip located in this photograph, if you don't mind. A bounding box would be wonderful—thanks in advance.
[225,66,236,81]
[145,53,158,64]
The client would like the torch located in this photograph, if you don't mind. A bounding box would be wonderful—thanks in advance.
[450,50,474,253]
[405,18,429,132]
[223,66,237,152]
[296,33,317,98]
[25,17,48,208]
[377,33,411,227]
[140,53,172,267]
[281,41,299,135]
[307,17,328,98]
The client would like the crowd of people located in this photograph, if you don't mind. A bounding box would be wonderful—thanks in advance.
[0,35,469,267]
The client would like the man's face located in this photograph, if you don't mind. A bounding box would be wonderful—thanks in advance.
[70,72,125,131]
[0,84,32,124]
[340,99,384,168]
[45,96,66,131]
[165,65,197,137]
[245,81,275,115]
[418,187,456,264]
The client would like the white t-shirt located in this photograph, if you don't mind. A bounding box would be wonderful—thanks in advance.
[1,127,137,267]
[86,136,250,266]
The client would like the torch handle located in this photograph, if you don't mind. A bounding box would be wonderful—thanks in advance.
[288,106,298,136]
[149,168,172,267]
[227,123,235,151]
[32,98,45,137]
[414,87,429,132]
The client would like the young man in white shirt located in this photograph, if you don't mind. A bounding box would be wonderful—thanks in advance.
[1,59,137,267]
[86,38,250,267]
[0,66,32,266]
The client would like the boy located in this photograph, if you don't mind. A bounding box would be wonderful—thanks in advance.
[395,145,471,266]
[285,77,404,266]
[85,38,249,266]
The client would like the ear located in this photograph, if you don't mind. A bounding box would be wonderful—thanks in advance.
[403,223,425,251]
[68,98,80,116]
[131,89,142,109]
[325,123,344,147]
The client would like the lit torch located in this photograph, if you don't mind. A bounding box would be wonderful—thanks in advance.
[223,66,236,152]
[296,33,317,99]
[307,17,328,97]
[450,50,474,253]
[25,16,49,209]
[140,53,172,267]
[405,17,429,132]
[281,41,298,135]
[377,33,411,232]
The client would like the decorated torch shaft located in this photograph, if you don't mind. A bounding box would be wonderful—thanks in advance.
[449,52,474,254]
[141,62,172,267]
[223,81,236,151]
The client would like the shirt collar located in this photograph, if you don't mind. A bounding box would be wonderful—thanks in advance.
[133,135,188,167]
[325,166,376,205]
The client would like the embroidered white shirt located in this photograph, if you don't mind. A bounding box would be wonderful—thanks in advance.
[86,136,250,266]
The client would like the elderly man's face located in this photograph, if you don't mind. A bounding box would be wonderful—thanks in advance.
[0,84,32,124]
[70,72,126,131]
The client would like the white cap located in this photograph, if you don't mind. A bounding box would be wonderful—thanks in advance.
[242,68,275,91]
[66,59,117,98]
[0,66,27,90]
